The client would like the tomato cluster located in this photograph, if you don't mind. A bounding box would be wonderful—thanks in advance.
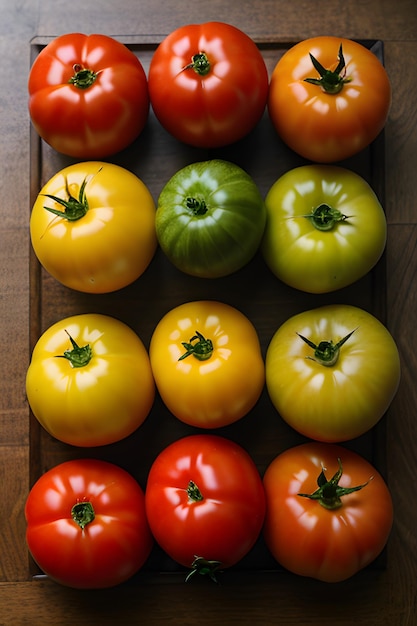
[25,27,399,588]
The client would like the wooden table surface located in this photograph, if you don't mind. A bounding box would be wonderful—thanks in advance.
[1,1,416,624]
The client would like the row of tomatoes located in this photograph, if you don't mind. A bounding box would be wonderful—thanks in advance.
[25,438,394,589]
[28,27,391,163]
[25,25,397,590]
[30,159,388,295]
[26,303,400,446]
[25,300,400,588]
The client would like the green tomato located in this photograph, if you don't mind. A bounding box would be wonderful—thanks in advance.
[261,165,387,293]
[156,159,266,278]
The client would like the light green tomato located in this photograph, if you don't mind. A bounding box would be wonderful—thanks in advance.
[261,165,387,293]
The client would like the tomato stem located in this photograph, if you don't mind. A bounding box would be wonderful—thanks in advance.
[71,501,95,529]
[55,331,93,368]
[68,64,98,89]
[42,174,93,221]
[179,331,213,361]
[185,197,208,216]
[183,52,211,76]
[298,458,372,510]
[187,480,204,502]
[185,556,223,584]
[309,203,351,231]
[304,43,352,94]
[297,328,356,367]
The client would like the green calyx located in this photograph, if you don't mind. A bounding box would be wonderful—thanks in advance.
[309,203,351,231]
[42,175,91,221]
[71,500,95,530]
[298,458,371,510]
[179,331,213,361]
[297,328,356,367]
[68,63,98,89]
[184,51,211,76]
[304,43,352,94]
[185,556,223,584]
[187,480,204,503]
[56,331,93,368]
[185,197,208,216]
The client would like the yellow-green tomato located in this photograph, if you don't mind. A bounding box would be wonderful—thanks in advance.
[26,314,155,447]
[265,305,401,442]
[261,165,387,293]
[30,162,157,293]
[149,301,265,428]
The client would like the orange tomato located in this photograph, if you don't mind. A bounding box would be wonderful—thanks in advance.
[268,37,391,162]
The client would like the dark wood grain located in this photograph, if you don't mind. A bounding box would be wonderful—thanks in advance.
[1,1,416,624]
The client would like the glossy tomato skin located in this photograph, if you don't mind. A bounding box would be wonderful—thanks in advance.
[28,33,149,158]
[149,301,265,428]
[268,37,391,162]
[156,160,266,278]
[148,22,269,148]
[145,435,266,573]
[265,304,401,442]
[261,165,387,293]
[25,314,155,447]
[25,459,153,588]
[263,443,393,582]
[30,162,157,293]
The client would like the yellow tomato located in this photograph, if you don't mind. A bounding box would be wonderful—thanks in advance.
[30,162,157,293]
[149,301,265,428]
[26,314,155,447]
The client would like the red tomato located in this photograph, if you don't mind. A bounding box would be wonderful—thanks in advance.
[268,37,391,162]
[263,443,393,582]
[28,33,149,158]
[25,459,153,589]
[148,22,269,148]
[145,435,266,581]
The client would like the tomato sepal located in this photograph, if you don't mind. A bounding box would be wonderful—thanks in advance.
[179,331,214,362]
[304,43,352,94]
[56,332,93,368]
[297,328,357,367]
[71,501,95,530]
[298,458,371,510]
[185,556,223,584]
[68,64,99,89]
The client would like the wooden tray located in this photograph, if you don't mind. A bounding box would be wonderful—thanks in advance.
[29,37,388,581]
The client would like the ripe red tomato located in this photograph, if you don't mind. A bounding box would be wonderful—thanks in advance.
[28,33,149,158]
[148,22,269,148]
[268,37,391,162]
[263,443,393,582]
[25,459,153,589]
[145,435,266,581]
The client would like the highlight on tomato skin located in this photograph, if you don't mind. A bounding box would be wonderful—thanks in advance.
[267,36,391,163]
[263,442,394,583]
[25,459,154,589]
[28,33,150,158]
[148,22,269,148]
